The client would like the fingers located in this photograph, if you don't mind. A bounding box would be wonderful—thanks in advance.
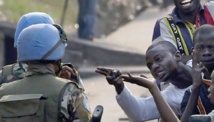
[192,50,199,67]
[95,69,108,76]
[120,74,130,81]
[106,75,122,85]
[95,67,114,76]
[61,65,74,72]
[106,76,114,84]
[197,62,207,72]
[140,74,147,78]
[96,67,121,77]
[58,66,74,75]
[96,67,114,72]
[200,65,207,73]
[127,73,132,77]
[58,68,72,80]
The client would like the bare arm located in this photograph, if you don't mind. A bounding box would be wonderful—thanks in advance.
[150,84,180,122]
[122,74,180,122]
[181,51,206,122]
[180,87,200,122]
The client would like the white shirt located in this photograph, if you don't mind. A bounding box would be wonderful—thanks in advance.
[209,110,214,122]
[116,84,190,122]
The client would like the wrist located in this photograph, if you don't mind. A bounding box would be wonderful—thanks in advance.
[114,82,124,94]
[191,85,200,93]
[149,83,159,93]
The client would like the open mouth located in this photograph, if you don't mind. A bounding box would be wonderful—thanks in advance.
[180,0,193,7]
[156,70,166,80]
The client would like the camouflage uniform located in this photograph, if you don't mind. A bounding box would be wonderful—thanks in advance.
[0,63,26,85]
[0,63,84,89]
[0,64,91,122]
[0,63,89,121]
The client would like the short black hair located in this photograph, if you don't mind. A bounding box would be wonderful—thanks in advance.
[193,24,214,45]
[146,40,177,54]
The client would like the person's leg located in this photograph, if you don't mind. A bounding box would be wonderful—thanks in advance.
[83,0,97,40]
[77,0,86,38]
[4,36,17,65]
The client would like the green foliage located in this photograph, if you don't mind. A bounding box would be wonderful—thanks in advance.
[0,0,78,25]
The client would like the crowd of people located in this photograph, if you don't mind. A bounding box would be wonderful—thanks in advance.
[0,0,214,122]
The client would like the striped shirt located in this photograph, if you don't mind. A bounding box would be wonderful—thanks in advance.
[181,74,214,115]
[152,1,214,55]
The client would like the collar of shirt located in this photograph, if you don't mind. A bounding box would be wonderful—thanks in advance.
[169,4,204,24]
[25,63,55,77]
[201,72,212,86]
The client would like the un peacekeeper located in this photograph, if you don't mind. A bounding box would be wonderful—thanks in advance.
[0,24,91,121]
[0,12,84,89]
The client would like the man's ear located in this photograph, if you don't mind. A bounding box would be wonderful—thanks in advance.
[191,47,194,56]
[175,51,182,61]
[175,51,181,61]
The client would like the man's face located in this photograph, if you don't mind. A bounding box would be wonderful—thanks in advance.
[173,0,200,14]
[193,33,214,73]
[146,45,178,81]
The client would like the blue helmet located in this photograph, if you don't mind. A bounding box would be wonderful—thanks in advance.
[17,24,67,62]
[14,12,54,48]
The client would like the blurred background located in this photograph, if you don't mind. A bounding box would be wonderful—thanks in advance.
[0,0,174,39]
[0,0,176,68]
[0,0,210,122]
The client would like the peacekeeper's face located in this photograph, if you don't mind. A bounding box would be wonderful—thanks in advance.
[146,45,178,81]
[173,0,200,14]
[193,32,214,73]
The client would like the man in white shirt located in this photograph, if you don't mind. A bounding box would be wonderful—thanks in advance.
[96,41,193,121]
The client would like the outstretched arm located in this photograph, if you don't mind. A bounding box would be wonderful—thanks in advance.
[122,74,180,122]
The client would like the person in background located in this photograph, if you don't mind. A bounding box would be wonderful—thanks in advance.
[152,0,214,64]
[180,24,214,121]
[77,0,97,41]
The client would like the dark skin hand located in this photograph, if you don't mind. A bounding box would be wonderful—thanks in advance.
[121,73,155,89]
[96,67,180,122]
[58,65,77,80]
[95,67,124,94]
[191,51,207,90]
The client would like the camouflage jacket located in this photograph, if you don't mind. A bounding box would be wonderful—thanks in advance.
[0,63,84,89]
[0,64,91,121]
[0,63,26,85]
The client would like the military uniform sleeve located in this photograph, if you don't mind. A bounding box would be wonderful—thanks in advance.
[75,71,85,90]
[61,83,91,122]
[75,92,91,122]
[63,63,85,90]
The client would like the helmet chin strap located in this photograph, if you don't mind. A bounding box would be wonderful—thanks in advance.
[41,25,67,60]
[55,60,62,75]
[41,39,64,60]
